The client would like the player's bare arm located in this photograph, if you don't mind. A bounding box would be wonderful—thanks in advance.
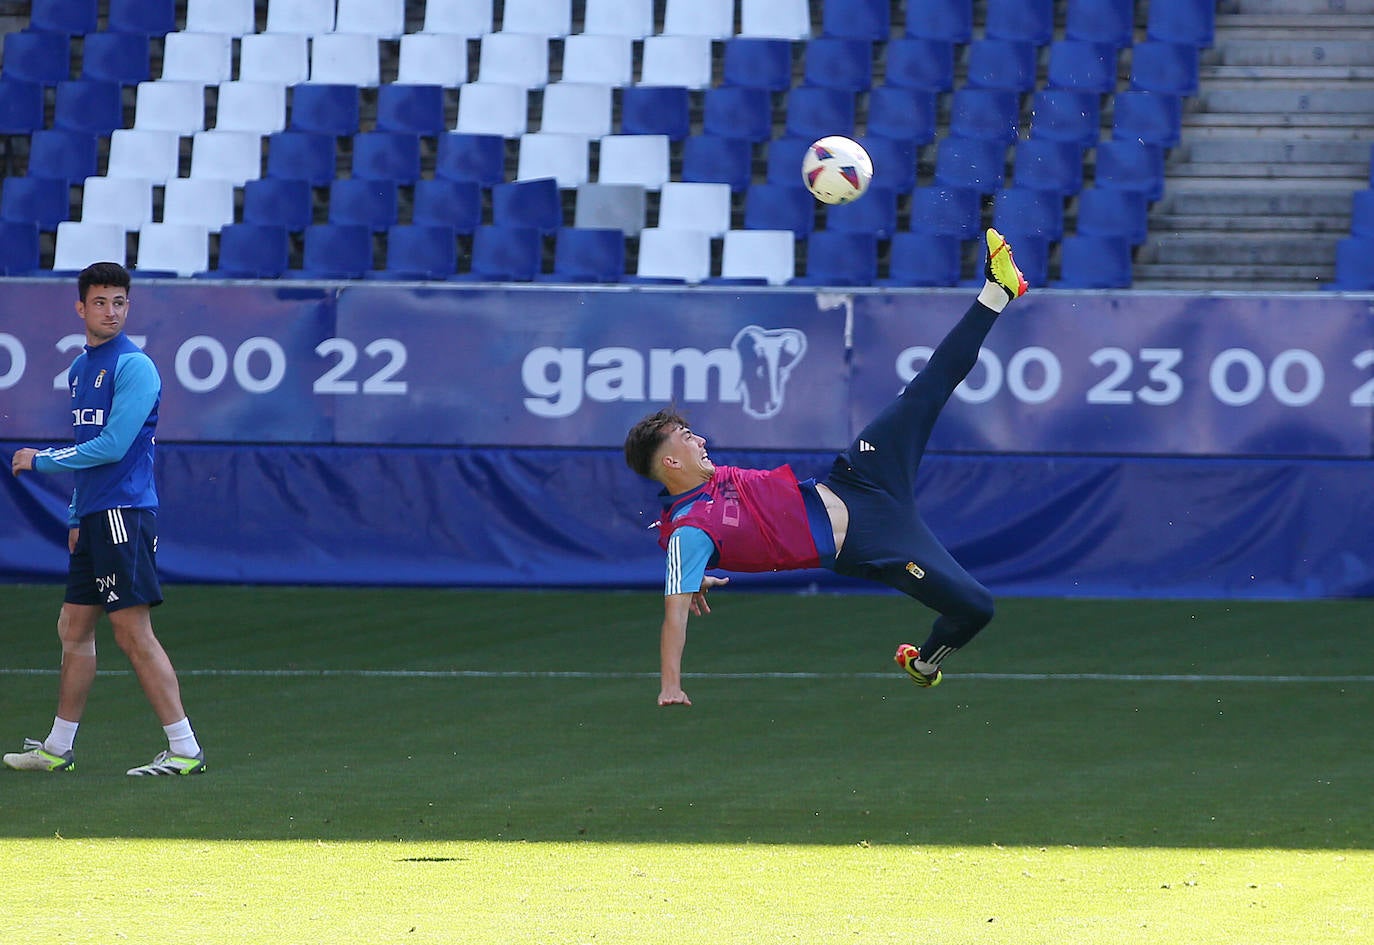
[11,448,38,476]
[659,593,694,706]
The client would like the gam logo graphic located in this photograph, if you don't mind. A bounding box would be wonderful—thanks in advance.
[521,325,809,420]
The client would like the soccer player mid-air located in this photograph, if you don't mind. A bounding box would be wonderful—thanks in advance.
[624,229,1029,707]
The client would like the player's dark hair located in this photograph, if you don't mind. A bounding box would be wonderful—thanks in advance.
[78,262,131,302]
[624,408,689,480]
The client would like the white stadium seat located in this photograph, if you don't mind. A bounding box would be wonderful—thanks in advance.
[160,32,234,83]
[639,35,713,89]
[397,33,469,87]
[134,81,206,134]
[636,227,712,283]
[214,82,288,135]
[721,229,795,284]
[106,129,181,184]
[423,0,494,38]
[456,83,529,137]
[189,130,264,186]
[54,221,126,270]
[80,177,153,230]
[477,33,550,89]
[265,0,335,35]
[239,34,310,84]
[310,34,381,87]
[517,132,590,188]
[560,34,634,87]
[502,0,573,39]
[136,223,210,276]
[161,178,236,231]
[186,0,255,36]
[658,182,732,238]
[334,0,405,39]
[539,83,613,137]
[597,135,670,190]
[583,0,654,38]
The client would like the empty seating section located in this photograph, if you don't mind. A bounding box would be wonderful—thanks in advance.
[0,0,1209,286]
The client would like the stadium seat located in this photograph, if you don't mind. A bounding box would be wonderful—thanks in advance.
[0,221,41,275]
[242,177,314,230]
[597,135,670,190]
[744,183,815,236]
[80,177,152,230]
[266,131,336,186]
[135,223,209,276]
[436,133,508,186]
[1148,0,1216,48]
[621,86,692,140]
[583,0,654,38]
[79,32,149,86]
[105,129,180,183]
[1029,89,1102,147]
[857,136,916,193]
[1094,139,1165,201]
[328,178,399,231]
[681,135,753,193]
[740,0,811,40]
[803,38,874,92]
[352,132,422,183]
[866,87,938,146]
[793,231,877,286]
[413,179,482,233]
[215,81,288,135]
[722,38,795,92]
[540,83,613,138]
[784,87,857,141]
[290,223,373,279]
[904,0,974,43]
[574,183,647,236]
[984,0,1054,45]
[658,182,732,238]
[639,35,714,90]
[1112,90,1182,148]
[635,228,712,283]
[1012,138,1085,196]
[189,130,264,186]
[25,129,98,183]
[266,0,335,35]
[949,89,1022,146]
[543,227,625,282]
[1066,0,1136,50]
[965,39,1039,93]
[396,34,468,87]
[186,0,255,36]
[1057,234,1133,288]
[208,223,290,277]
[239,34,310,84]
[992,187,1064,242]
[53,221,126,270]
[477,33,549,90]
[715,229,793,285]
[456,83,529,138]
[133,81,206,134]
[821,0,889,41]
[1,176,70,231]
[703,86,774,143]
[335,0,406,39]
[162,178,237,231]
[504,0,573,38]
[161,31,234,83]
[909,185,982,240]
[460,225,542,281]
[1075,187,1148,246]
[933,136,1008,194]
[883,231,962,287]
[1331,237,1374,290]
[290,84,361,136]
[663,0,734,39]
[423,0,493,37]
[1130,41,1201,97]
[765,135,813,186]
[1350,189,1374,238]
[1047,40,1120,95]
[516,132,591,189]
[883,38,956,93]
[310,34,381,87]
[561,34,634,87]
[29,0,98,35]
[826,185,898,239]
[2,31,71,84]
[492,177,563,233]
[0,78,45,134]
[371,224,458,280]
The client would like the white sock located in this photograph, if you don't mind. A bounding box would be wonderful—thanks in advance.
[163,717,201,757]
[978,280,1010,313]
[914,658,940,676]
[45,717,79,755]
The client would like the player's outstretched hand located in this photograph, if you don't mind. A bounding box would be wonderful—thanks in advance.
[658,686,692,707]
[11,448,38,476]
[689,575,730,616]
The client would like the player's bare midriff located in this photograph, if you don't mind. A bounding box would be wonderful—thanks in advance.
[815,481,849,556]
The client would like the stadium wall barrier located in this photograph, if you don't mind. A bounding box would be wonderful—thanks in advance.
[2,281,1372,598]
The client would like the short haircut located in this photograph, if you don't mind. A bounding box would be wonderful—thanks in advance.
[78,261,131,302]
[624,408,689,480]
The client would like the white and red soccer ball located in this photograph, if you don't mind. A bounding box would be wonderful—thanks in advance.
[801,135,873,205]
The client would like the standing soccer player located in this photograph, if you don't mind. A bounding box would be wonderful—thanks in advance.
[624,229,1029,707]
[5,262,205,776]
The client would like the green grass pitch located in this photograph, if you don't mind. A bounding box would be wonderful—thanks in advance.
[0,585,1371,944]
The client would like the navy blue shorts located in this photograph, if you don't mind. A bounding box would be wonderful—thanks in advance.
[66,507,163,612]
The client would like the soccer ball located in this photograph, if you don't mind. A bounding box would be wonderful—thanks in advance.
[801,136,873,205]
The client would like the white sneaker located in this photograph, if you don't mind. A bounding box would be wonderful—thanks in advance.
[126,750,206,776]
[3,737,76,772]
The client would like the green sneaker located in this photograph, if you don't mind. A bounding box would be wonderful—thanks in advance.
[985,227,1029,301]
[3,738,75,772]
[127,750,206,777]
[895,643,942,688]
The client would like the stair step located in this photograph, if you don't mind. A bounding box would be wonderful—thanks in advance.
[1149,214,1353,235]
[1184,112,1374,131]
[1179,122,1374,141]
[1201,88,1374,111]
[1182,138,1373,163]
[1222,0,1374,15]
[1219,14,1374,30]
[1153,187,1358,216]
[1202,64,1374,81]
[1211,39,1374,67]
[1166,163,1367,181]
[1145,234,1340,265]
[1132,262,1332,288]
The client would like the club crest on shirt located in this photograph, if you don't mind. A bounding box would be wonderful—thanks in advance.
[94,369,107,388]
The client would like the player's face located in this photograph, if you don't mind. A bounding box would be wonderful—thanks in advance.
[76,285,129,345]
[664,424,714,481]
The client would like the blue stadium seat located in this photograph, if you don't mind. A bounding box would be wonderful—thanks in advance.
[242,177,314,231]
[965,39,1038,93]
[1350,189,1374,238]
[413,178,483,233]
[0,221,41,275]
[821,0,889,40]
[1094,139,1165,201]
[681,134,754,192]
[784,87,856,141]
[702,86,773,143]
[289,84,361,136]
[933,136,1007,194]
[792,231,877,286]
[909,185,982,240]
[328,178,399,231]
[436,133,508,187]
[29,0,97,35]
[1147,0,1215,48]
[492,177,562,233]
[621,86,692,140]
[803,38,873,92]
[1075,187,1148,245]
[1029,89,1102,147]
[1112,90,1182,148]
[984,0,1054,45]
[1130,41,1200,97]
[26,129,98,182]
[766,135,812,186]
[995,229,1049,287]
[108,0,177,36]
[543,227,625,283]
[79,32,150,85]
[352,132,422,183]
[904,0,973,43]
[866,87,938,145]
[949,89,1021,145]
[1065,0,1136,50]
[744,183,815,235]
[883,231,962,287]
[884,38,955,93]
[266,132,337,186]
[1331,237,1374,291]
[458,225,542,281]
[857,136,915,193]
[376,84,446,136]
[1,176,70,230]
[2,31,71,84]
[992,187,1064,242]
[210,223,290,278]
[1057,234,1133,288]
[721,38,794,91]
[825,185,898,238]
[53,79,123,136]
[1012,138,1084,195]
[1047,40,1120,94]
[290,223,374,279]
[370,224,458,280]
[0,78,44,134]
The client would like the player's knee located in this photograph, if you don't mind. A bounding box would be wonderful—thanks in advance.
[955,588,995,632]
[57,609,96,656]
